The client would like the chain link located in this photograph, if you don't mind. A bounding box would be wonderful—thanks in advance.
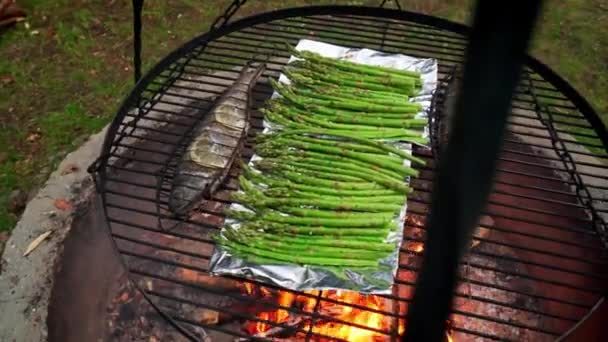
[379,0,403,10]
[171,0,248,77]
[211,0,249,31]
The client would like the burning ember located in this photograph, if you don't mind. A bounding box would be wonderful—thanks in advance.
[409,242,425,253]
[242,283,396,341]
[240,283,455,341]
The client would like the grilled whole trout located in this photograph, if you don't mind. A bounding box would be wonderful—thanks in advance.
[169,63,265,215]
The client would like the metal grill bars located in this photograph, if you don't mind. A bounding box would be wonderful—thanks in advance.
[96,7,608,342]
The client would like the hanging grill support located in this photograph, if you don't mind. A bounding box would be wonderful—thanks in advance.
[133,0,143,83]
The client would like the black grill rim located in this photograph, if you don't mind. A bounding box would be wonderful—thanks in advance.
[98,6,608,168]
[91,5,608,341]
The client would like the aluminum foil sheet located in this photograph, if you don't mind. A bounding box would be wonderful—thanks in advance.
[209,39,438,294]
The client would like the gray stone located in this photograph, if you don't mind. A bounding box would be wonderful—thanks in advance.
[0,126,107,342]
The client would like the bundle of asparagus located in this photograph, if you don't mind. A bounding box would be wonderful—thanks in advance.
[216,46,427,275]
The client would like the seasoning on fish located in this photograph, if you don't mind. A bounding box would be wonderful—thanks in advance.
[169,62,266,215]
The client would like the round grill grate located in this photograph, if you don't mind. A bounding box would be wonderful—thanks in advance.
[90,6,608,341]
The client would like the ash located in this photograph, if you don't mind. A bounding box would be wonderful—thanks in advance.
[451,243,550,342]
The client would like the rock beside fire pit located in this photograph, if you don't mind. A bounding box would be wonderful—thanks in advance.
[0,127,107,342]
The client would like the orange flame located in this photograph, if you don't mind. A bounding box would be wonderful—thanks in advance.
[410,242,425,253]
[243,282,254,295]
[243,287,391,340]
[255,312,270,335]
[308,290,386,342]
[241,284,454,341]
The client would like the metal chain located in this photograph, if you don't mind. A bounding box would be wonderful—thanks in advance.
[379,0,403,10]
[131,0,248,83]
[210,0,249,31]
[167,0,248,94]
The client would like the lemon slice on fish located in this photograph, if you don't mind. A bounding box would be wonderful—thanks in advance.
[213,104,246,131]
[188,135,231,169]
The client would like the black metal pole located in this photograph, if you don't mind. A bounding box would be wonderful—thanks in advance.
[133,0,144,84]
[402,1,543,341]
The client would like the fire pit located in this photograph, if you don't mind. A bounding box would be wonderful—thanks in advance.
[73,4,607,342]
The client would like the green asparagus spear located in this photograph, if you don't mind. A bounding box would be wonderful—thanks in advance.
[253,149,405,180]
[278,129,426,164]
[288,65,417,95]
[272,79,421,112]
[262,110,425,141]
[250,232,395,252]
[275,206,400,219]
[258,139,418,177]
[270,190,404,204]
[292,85,412,107]
[254,160,365,183]
[290,59,421,87]
[221,239,381,266]
[228,236,390,259]
[243,166,400,197]
[287,73,414,100]
[287,68,413,95]
[245,221,395,236]
[290,47,422,79]
[267,160,411,194]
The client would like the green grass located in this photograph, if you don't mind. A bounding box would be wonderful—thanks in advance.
[401,0,608,127]
[0,0,606,232]
[533,0,608,126]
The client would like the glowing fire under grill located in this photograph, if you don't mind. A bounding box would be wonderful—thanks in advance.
[241,285,400,341]
[230,215,485,341]
[238,252,456,342]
